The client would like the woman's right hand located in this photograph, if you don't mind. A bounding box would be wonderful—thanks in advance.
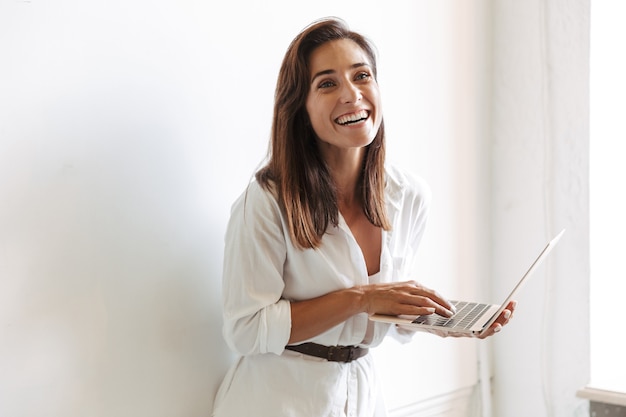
[360,280,456,318]
[289,280,455,344]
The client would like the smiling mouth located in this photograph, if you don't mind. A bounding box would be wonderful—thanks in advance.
[335,110,369,126]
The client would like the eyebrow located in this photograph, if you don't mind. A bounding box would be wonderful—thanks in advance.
[310,62,371,84]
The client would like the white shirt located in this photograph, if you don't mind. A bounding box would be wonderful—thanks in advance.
[212,165,431,417]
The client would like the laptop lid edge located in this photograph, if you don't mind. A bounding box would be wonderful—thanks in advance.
[477,228,566,336]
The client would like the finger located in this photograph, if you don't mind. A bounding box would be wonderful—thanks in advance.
[503,300,516,315]
[408,284,456,317]
[497,308,513,326]
[433,303,456,318]
[378,282,455,317]
[405,295,455,318]
[392,305,436,316]
[478,323,502,339]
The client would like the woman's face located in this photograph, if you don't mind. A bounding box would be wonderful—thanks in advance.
[305,39,382,156]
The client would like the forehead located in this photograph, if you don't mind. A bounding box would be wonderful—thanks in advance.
[308,39,372,73]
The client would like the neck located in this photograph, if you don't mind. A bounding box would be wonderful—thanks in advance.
[321,149,364,208]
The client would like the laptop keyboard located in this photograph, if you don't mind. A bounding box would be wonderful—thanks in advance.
[411,301,491,330]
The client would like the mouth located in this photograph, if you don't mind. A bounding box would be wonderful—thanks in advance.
[335,109,370,126]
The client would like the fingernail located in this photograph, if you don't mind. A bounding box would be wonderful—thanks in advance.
[504,310,511,319]
[494,325,502,333]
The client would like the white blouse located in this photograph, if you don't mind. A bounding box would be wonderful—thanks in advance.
[212,165,431,417]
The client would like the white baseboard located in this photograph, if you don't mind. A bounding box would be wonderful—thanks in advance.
[389,385,480,417]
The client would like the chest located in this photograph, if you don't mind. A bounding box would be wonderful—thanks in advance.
[342,212,382,276]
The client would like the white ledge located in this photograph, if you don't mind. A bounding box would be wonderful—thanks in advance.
[577,386,626,407]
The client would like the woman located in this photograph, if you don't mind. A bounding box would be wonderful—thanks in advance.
[212,17,515,417]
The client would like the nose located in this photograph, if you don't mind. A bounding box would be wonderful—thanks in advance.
[340,81,362,104]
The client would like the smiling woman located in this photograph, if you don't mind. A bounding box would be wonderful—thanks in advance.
[211,17,513,417]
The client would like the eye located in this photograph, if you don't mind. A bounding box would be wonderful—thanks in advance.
[318,79,336,89]
[355,71,372,81]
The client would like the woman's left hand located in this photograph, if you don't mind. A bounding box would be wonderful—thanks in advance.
[474,300,517,339]
[398,300,517,339]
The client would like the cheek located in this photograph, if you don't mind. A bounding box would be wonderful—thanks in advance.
[370,91,383,125]
[369,86,382,108]
[305,97,318,123]
[305,97,330,131]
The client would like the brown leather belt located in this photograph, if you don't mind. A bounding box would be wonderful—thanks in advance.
[284,342,369,363]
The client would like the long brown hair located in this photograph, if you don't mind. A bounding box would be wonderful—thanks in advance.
[256,17,390,249]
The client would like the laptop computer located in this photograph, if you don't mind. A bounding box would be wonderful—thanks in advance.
[369,229,565,337]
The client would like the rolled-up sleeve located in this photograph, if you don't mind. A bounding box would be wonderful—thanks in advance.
[221,182,292,356]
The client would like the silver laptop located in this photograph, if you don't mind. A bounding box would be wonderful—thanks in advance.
[369,229,565,337]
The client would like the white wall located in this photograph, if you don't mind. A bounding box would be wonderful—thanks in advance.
[488,1,590,416]
[0,1,486,416]
[0,2,237,415]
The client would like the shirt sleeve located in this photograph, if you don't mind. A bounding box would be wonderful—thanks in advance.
[221,181,292,356]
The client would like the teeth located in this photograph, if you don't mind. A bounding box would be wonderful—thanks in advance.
[336,110,368,125]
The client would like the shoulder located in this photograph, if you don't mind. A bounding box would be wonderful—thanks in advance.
[228,178,282,224]
[385,164,431,207]
[232,176,278,207]
[223,179,288,249]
